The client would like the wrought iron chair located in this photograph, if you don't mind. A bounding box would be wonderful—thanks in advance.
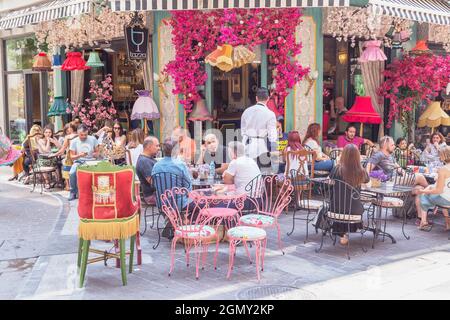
[303,144,329,177]
[369,171,415,247]
[151,172,191,249]
[287,168,323,243]
[29,148,57,194]
[239,174,293,255]
[160,187,215,279]
[329,148,343,163]
[315,179,368,260]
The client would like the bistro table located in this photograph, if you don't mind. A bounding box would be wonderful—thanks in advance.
[189,186,247,269]
[362,183,414,245]
[191,178,223,190]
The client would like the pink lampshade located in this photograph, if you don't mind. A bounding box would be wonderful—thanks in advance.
[342,96,382,124]
[61,52,90,71]
[359,40,387,62]
[188,98,213,122]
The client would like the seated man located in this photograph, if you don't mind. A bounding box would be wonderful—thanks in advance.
[223,141,261,194]
[152,138,193,210]
[197,133,230,175]
[172,127,196,164]
[136,136,160,204]
[68,125,99,201]
[337,123,374,149]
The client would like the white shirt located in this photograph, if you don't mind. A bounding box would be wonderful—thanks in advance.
[304,138,324,159]
[241,102,278,159]
[225,156,261,194]
[126,144,144,167]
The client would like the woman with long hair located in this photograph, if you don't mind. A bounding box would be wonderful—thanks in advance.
[283,130,308,175]
[22,124,42,184]
[303,123,334,172]
[126,128,145,167]
[111,121,127,147]
[422,132,447,166]
[36,125,62,189]
[329,144,369,245]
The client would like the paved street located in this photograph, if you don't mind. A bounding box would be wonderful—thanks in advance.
[1,166,450,300]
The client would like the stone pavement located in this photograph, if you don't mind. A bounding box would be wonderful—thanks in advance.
[1,167,450,300]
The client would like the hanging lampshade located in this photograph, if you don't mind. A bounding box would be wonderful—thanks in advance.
[232,45,256,69]
[32,52,52,71]
[188,98,213,122]
[48,96,69,117]
[359,40,387,62]
[86,51,104,68]
[61,52,90,71]
[205,44,234,72]
[418,101,450,129]
[131,90,160,120]
[410,40,431,55]
[52,54,62,67]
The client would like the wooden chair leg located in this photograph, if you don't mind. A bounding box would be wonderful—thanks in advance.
[135,232,142,265]
[79,240,90,288]
[129,236,136,274]
[119,239,127,286]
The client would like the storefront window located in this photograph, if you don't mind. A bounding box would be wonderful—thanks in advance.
[7,74,26,143]
[5,37,38,71]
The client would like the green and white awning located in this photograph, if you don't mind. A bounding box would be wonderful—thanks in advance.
[108,0,350,11]
[0,0,91,30]
[369,0,450,25]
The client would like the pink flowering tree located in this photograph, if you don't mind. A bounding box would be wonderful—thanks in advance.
[67,74,117,131]
[165,9,309,113]
[378,53,450,140]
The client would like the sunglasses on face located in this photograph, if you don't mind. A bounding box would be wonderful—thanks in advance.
[114,127,121,130]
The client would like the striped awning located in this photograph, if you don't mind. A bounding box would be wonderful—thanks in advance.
[0,0,92,30]
[369,0,450,25]
[108,0,350,12]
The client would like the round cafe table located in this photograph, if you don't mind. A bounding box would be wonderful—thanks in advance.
[189,186,247,269]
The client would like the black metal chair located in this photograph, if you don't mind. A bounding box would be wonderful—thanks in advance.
[368,171,415,247]
[315,179,367,260]
[151,172,191,249]
[287,168,323,243]
[329,148,342,163]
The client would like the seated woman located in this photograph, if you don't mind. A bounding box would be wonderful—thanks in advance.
[54,122,78,190]
[416,146,450,231]
[110,121,127,165]
[421,132,447,167]
[22,125,42,184]
[329,144,369,245]
[94,119,114,144]
[303,123,334,173]
[36,125,62,189]
[283,130,308,176]
[126,128,144,167]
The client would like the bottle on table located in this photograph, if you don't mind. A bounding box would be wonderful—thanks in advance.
[209,161,215,181]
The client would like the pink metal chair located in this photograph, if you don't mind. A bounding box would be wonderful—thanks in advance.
[160,187,216,280]
[239,175,294,255]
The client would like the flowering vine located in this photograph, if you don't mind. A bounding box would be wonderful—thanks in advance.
[165,9,309,113]
[67,74,117,130]
[377,53,450,128]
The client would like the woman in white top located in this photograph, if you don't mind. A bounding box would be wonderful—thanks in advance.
[36,125,62,189]
[111,121,127,165]
[283,130,308,176]
[303,123,334,172]
[126,128,144,167]
[421,132,447,166]
[416,146,450,231]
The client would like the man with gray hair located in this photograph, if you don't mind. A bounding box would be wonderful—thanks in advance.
[68,125,99,201]
[367,136,402,179]
[223,141,261,194]
[136,136,160,204]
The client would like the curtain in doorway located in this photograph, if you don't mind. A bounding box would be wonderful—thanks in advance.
[70,70,84,104]
[361,61,385,139]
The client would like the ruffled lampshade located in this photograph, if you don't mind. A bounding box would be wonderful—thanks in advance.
[188,98,213,122]
[411,40,431,55]
[86,51,104,68]
[131,90,160,120]
[418,101,450,129]
[359,40,387,62]
[61,52,90,71]
[48,96,69,117]
[205,44,233,72]
[32,52,52,71]
[232,45,256,69]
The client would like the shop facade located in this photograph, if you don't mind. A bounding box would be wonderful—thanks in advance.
[0,0,449,144]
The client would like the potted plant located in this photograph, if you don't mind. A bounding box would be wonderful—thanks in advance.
[369,170,389,188]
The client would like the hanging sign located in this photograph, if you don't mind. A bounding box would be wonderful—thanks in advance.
[124,12,148,61]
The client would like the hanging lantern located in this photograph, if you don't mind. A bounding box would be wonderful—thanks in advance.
[61,52,90,71]
[52,54,62,67]
[32,52,52,71]
[48,97,69,117]
[188,98,213,122]
[359,40,387,62]
[410,40,431,55]
[232,45,256,69]
[131,90,160,121]
[86,51,104,68]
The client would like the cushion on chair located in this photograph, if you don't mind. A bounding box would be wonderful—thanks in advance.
[239,214,274,226]
[227,226,267,241]
[297,199,323,210]
[175,225,216,239]
[327,212,362,222]
[372,197,404,208]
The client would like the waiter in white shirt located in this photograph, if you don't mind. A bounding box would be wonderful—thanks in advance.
[241,87,278,168]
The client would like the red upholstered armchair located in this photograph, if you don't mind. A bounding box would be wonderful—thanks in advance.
[76,161,140,287]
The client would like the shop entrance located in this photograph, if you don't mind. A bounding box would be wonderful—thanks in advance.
[24,72,49,131]
[212,63,261,133]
